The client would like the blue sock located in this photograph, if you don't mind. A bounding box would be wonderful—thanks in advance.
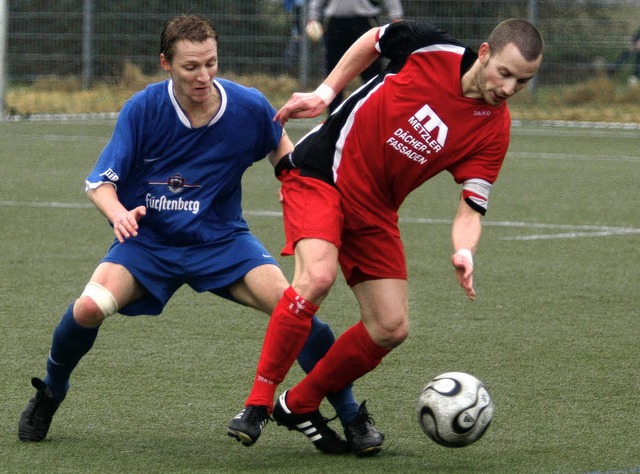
[43,303,100,400]
[297,315,360,426]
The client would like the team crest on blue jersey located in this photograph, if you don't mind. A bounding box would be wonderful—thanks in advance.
[149,173,201,194]
[167,174,186,193]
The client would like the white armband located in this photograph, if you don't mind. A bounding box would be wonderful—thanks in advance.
[314,83,337,105]
[462,178,492,215]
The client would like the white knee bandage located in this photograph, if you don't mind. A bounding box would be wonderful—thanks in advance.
[81,281,118,318]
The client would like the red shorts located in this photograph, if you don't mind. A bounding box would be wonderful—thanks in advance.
[279,169,407,287]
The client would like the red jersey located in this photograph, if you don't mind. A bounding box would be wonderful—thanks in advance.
[290,21,510,226]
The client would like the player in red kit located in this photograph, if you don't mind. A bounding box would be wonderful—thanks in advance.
[229,18,544,455]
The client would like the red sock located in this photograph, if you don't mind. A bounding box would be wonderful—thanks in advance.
[286,321,390,413]
[245,286,317,411]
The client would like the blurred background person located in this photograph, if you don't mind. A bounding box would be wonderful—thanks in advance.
[282,0,305,70]
[306,0,403,113]
[608,28,640,86]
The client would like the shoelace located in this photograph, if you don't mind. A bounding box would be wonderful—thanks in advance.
[307,412,339,435]
[350,412,376,436]
[244,406,271,425]
[324,413,339,424]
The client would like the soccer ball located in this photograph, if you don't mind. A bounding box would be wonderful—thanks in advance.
[417,372,494,448]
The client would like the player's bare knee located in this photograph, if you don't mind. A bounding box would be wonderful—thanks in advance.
[375,318,409,348]
[298,268,336,300]
[385,327,409,348]
[390,326,409,346]
[76,281,118,325]
[73,296,106,326]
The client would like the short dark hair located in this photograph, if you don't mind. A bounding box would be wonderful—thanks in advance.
[160,14,218,63]
[487,18,544,62]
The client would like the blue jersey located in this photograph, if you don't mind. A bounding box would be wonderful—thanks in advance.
[86,78,283,246]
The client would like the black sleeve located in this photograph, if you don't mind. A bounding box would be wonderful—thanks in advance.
[378,20,464,71]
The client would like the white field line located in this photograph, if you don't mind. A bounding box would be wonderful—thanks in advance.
[508,151,640,163]
[2,201,638,241]
[395,217,640,241]
[0,200,93,209]
[10,113,639,129]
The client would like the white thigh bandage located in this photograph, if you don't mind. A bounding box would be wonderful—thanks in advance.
[81,281,118,318]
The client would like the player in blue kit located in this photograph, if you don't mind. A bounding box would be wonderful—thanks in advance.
[17,14,379,454]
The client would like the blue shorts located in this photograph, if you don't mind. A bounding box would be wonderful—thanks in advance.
[101,232,279,316]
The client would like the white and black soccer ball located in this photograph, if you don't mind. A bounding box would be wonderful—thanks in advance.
[417,372,494,448]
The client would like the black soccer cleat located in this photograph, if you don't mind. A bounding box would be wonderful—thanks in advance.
[344,401,384,456]
[272,391,348,454]
[18,378,65,442]
[227,405,270,446]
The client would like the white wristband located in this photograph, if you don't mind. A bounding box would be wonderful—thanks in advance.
[314,83,337,105]
[456,248,474,267]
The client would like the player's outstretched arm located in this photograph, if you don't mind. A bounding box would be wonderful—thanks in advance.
[87,184,146,243]
[274,27,381,125]
[451,197,482,301]
[273,91,330,124]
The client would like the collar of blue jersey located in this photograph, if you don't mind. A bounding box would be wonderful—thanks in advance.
[167,78,227,129]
